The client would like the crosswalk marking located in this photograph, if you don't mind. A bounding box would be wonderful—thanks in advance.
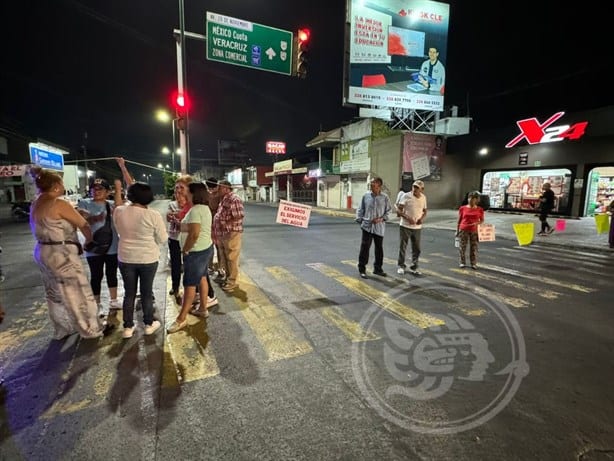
[307,263,445,329]
[266,266,379,342]
[351,258,488,316]
[378,257,531,309]
[495,247,610,279]
[429,253,594,294]
[235,272,313,361]
[162,276,220,387]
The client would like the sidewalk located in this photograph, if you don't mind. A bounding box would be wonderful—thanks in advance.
[296,204,612,252]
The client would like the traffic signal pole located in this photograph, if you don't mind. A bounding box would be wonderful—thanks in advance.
[172,26,206,175]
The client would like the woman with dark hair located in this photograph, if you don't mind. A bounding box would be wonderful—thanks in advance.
[77,176,124,318]
[28,166,106,340]
[113,182,168,339]
[167,182,214,333]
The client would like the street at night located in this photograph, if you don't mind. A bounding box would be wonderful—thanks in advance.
[1,203,612,460]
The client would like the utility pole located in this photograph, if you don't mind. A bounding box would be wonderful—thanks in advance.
[176,0,189,174]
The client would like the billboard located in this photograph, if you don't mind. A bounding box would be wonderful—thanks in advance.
[402,132,446,181]
[346,0,450,112]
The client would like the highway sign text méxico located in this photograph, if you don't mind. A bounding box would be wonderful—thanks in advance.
[206,12,293,76]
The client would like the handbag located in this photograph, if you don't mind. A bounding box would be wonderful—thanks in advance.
[84,202,113,254]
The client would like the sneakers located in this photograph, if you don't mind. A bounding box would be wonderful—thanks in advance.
[373,270,387,277]
[167,319,188,333]
[397,267,405,275]
[109,299,122,311]
[359,272,367,279]
[537,231,547,236]
[206,296,219,308]
[144,320,161,335]
[546,228,555,235]
[471,265,478,270]
[410,264,418,271]
[459,263,466,268]
[122,326,135,339]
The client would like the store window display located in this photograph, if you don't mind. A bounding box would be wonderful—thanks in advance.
[481,168,572,215]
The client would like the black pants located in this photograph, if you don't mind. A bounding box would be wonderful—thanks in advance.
[539,210,551,233]
[86,253,119,296]
[168,238,182,292]
[358,229,384,273]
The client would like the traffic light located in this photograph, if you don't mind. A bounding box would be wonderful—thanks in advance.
[171,90,190,130]
[294,28,310,79]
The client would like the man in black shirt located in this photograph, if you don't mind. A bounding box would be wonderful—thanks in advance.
[538,183,556,235]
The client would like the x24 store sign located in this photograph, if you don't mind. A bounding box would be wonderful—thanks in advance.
[505,112,588,148]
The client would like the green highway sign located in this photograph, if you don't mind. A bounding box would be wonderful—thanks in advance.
[206,12,294,76]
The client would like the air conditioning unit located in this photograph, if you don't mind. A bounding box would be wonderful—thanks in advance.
[434,117,471,136]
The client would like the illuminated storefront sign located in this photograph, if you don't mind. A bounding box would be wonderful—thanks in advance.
[505,112,588,148]
[266,141,286,154]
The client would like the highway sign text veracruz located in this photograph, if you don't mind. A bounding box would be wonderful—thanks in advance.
[206,12,293,76]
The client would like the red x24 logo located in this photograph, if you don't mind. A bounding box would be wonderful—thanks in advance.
[505,112,588,148]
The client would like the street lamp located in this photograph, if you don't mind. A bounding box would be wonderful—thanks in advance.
[155,109,176,172]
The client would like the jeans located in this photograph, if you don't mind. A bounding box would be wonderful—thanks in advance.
[119,261,158,328]
[398,227,421,268]
[358,229,384,272]
[86,253,118,296]
[168,238,182,293]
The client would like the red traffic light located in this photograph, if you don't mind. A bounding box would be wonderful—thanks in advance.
[297,28,310,44]
[171,90,190,112]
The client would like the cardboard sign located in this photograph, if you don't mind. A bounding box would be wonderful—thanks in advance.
[478,223,495,242]
[276,200,312,228]
[512,223,534,246]
[0,164,26,177]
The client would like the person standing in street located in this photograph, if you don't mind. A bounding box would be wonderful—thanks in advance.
[457,191,484,270]
[356,177,392,278]
[77,177,123,319]
[212,180,245,292]
[397,180,427,275]
[28,166,106,340]
[537,182,556,236]
[166,175,193,304]
[113,182,168,339]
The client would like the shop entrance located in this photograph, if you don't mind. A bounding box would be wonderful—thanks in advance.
[481,168,573,215]
[584,166,614,216]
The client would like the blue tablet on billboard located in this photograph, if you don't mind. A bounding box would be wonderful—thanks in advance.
[346,0,450,112]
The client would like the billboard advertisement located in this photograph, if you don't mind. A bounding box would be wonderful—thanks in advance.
[346,0,450,112]
[402,132,446,181]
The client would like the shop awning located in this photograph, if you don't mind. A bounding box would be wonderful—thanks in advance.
[305,128,341,148]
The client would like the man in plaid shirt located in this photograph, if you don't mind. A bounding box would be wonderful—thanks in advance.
[212,180,245,292]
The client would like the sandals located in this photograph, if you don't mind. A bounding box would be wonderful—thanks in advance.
[189,307,209,318]
[166,318,188,333]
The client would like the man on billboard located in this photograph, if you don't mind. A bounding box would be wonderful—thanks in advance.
[417,47,446,93]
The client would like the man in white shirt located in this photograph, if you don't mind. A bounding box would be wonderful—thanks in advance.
[397,180,427,275]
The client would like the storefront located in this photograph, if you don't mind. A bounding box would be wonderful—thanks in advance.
[585,166,614,215]
[482,167,573,215]
[451,106,614,217]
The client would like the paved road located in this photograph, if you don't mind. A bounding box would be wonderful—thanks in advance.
[0,201,613,460]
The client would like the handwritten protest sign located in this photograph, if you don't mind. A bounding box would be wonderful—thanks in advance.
[276,200,312,228]
[478,223,495,242]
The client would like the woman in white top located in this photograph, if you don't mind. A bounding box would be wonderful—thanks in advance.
[113,182,168,339]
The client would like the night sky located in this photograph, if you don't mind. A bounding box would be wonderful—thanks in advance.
[1,0,611,172]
